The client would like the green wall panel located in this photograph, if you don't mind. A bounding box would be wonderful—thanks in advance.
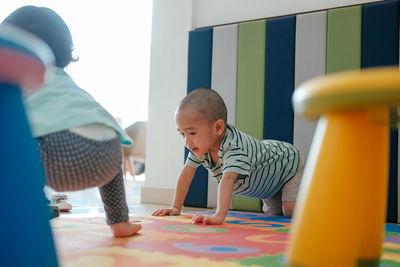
[234,19,266,212]
[236,19,266,139]
[326,6,362,74]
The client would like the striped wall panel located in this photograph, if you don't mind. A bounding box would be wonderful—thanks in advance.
[294,11,327,158]
[361,0,399,223]
[234,20,266,212]
[185,1,400,220]
[209,24,238,208]
[185,28,213,208]
[326,5,362,74]
[264,16,296,143]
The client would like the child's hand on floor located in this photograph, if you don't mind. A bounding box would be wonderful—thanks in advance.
[192,213,224,225]
[110,222,142,238]
[152,207,181,216]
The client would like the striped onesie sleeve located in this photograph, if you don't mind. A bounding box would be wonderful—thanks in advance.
[185,124,299,199]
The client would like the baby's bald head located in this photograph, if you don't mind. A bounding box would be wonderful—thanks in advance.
[177,88,227,125]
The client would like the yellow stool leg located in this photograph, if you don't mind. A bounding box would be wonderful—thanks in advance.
[287,108,389,267]
[358,108,389,266]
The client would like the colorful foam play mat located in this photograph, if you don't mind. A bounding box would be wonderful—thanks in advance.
[51,211,400,266]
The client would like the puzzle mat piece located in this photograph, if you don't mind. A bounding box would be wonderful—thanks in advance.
[60,246,250,267]
[52,214,289,262]
[52,213,400,266]
[60,247,291,267]
[142,213,292,232]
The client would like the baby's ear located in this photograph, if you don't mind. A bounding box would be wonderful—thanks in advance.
[215,119,225,135]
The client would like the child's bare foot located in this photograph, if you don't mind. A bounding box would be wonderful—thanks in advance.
[110,222,142,237]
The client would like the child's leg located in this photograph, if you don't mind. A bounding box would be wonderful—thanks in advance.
[262,191,284,216]
[37,130,123,191]
[281,154,305,217]
[98,169,129,224]
[262,154,305,217]
[37,130,132,224]
[99,168,141,237]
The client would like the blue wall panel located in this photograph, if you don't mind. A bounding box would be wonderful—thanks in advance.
[264,16,296,143]
[185,28,213,207]
[361,0,399,223]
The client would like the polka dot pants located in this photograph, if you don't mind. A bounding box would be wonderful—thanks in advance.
[37,130,129,225]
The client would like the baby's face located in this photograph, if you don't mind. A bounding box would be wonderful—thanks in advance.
[175,107,219,157]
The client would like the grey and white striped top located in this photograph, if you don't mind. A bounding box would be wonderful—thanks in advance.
[185,124,300,199]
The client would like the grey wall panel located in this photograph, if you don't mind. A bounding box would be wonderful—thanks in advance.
[211,24,238,125]
[209,24,238,208]
[294,11,327,158]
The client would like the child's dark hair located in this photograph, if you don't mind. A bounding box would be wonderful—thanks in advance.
[2,5,76,68]
[180,88,228,125]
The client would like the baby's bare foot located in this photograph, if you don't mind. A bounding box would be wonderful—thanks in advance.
[111,222,142,237]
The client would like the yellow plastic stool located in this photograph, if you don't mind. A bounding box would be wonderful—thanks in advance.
[287,67,400,267]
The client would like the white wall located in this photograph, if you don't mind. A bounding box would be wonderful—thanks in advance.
[144,0,192,188]
[142,0,384,204]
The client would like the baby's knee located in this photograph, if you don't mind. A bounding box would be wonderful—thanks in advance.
[282,201,296,217]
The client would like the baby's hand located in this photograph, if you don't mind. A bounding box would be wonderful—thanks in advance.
[152,206,181,216]
[110,222,142,238]
[192,213,225,225]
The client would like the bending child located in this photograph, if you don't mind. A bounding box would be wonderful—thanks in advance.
[153,88,304,225]
[3,6,141,237]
